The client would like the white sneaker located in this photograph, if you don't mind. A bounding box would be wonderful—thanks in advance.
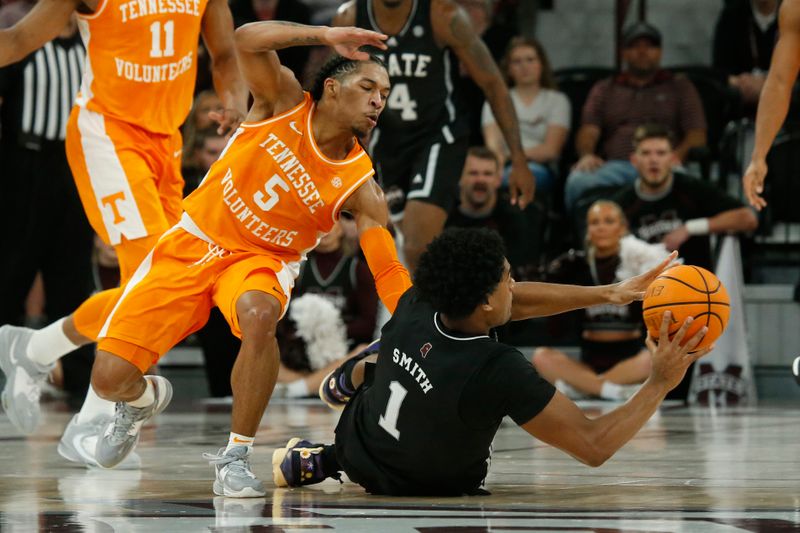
[793,356,800,386]
[0,325,54,434]
[95,376,172,468]
[58,414,142,469]
[204,446,266,498]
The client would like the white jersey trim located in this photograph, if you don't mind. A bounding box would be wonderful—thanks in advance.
[239,97,308,128]
[77,106,148,245]
[332,168,376,223]
[433,313,490,341]
[307,104,367,165]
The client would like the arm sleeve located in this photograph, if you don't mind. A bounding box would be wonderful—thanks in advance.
[461,348,556,427]
[359,226,413,314]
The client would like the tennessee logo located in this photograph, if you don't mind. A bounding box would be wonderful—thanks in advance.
[101,191,127,224]
[420,342,432,358]
[331,176,342,188]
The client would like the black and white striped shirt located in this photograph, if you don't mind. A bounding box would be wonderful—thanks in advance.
[0,32,84,147]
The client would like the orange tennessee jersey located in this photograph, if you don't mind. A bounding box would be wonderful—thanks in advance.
[75,0,208,134]
[182,93,376,263]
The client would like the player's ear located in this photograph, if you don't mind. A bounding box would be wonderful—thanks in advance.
[324,78,339,99]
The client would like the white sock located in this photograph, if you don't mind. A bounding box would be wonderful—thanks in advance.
[286,379,309,398]
[225,432,254,454]
[128,379,155,408]
[26,318,80,367]
[75,385,116,423]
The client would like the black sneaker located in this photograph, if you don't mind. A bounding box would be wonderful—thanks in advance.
[272,438,340,488]
[318,340,379,410]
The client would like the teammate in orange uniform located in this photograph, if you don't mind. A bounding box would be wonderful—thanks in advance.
[0,0,247,467]
[85,22,410,497]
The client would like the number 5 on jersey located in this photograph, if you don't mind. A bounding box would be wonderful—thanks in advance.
[253,174,290,212]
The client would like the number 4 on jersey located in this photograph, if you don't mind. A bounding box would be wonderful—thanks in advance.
[387,83,418,121]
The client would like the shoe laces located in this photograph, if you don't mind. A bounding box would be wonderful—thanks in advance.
[203,448,256,479]
[106,403,145,444]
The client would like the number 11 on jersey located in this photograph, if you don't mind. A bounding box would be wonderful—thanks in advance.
[378,381,407,440]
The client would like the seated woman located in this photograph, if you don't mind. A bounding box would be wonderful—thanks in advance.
[532,200,673,400]
[275,219,379,399]
[481,36,570,195]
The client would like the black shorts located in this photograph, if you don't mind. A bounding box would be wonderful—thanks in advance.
[580,338,644,374]
[371,126,468,217]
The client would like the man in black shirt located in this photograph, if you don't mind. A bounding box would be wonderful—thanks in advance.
[272,228,710,496]
[446,147,543,280]
[613,124,758,270]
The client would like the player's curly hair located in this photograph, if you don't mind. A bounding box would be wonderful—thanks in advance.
[310,53,386,101]
[414,228,507,320]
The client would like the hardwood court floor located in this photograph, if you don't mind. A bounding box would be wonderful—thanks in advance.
[1,399,799,532]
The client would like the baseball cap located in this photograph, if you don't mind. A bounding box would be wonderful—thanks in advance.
[623,21,662,47]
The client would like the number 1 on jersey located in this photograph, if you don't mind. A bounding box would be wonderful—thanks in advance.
[378,381,407,441]
[149,20,175,58]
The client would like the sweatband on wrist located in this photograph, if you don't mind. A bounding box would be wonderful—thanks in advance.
[685,218,710,236]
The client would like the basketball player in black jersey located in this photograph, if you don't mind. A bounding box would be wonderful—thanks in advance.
[334,0,535,271]
[272,228,711,496]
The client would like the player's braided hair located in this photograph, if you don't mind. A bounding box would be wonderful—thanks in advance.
[310,53,386,101]
[414,228,507,320]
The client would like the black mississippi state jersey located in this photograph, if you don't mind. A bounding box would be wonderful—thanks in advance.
[355,0,467,146]
[335,288,555,496]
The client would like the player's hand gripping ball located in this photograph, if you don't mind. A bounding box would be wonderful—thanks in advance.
[642,264,729,351]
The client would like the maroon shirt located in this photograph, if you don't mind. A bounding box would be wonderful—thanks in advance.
[582,70,706,160]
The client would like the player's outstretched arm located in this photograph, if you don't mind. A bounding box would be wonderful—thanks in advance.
[432,0,534,208]
[0,0,80,66]
[521,312,711,466]
[342,179,412,314]
[509,252,678,320]
[201,0,248,135]
[743,0,800,210]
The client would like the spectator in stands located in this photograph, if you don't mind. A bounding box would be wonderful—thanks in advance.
[613,124,758,271]
[274,219,379,399]
[447,147,543,281]
[532,200,668,401]
[713,0,778,107]
[182,90,223,173]
[564,22,707,213]
[229,0,311,82]
[482,36,570,196]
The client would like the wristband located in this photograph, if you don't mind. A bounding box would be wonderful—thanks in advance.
[685,218,710,236]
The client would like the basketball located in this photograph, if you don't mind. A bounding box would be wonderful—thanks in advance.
[642,264,730,351]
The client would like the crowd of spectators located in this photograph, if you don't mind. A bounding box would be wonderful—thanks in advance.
[0,0,788,403]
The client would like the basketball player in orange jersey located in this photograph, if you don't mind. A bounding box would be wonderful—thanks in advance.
[81,23,412,497]
[739,0,800,384]
[0,0,248,467]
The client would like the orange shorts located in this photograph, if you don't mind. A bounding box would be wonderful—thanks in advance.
[96,227,295,373]
[65,105,184,249]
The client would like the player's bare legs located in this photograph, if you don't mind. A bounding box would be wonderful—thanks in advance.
[203,290,282,498]
[230,290,282,436]
[401,200,448,272]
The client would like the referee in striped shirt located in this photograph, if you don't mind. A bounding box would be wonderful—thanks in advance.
[0,16,95,404]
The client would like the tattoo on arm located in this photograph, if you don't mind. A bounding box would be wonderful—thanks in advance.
[265,21,325,49]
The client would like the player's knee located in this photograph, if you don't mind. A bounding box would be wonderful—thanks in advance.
[90,367,138,400]
[237,300,280,339]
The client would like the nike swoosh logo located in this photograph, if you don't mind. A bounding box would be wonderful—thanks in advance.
[232,437,252,444]
[8,337,19,366]
[174,149,183,158]
[289,121,302,135]
[73,433,100,467]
